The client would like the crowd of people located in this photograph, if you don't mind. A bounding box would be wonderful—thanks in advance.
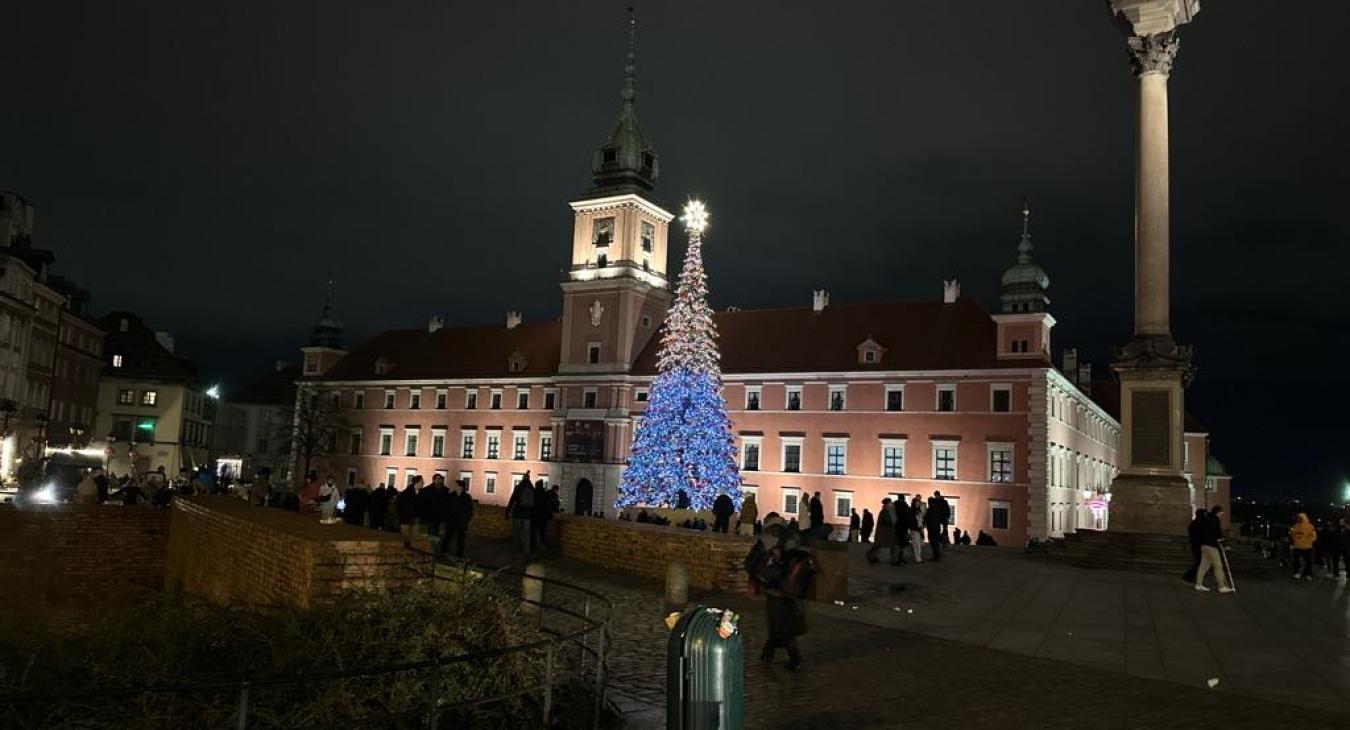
[859,491,978,565]
[72,465,226,507]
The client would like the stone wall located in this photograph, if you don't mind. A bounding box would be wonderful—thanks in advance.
[555,515,755,591]
[0,504,169,626]
[166,497,419,608]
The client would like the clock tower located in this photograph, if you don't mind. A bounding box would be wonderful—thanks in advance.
[559,10,672,376]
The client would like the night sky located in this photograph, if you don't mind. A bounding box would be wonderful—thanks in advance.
[1,1,1346,501]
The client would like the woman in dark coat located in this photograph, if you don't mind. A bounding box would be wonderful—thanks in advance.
[753,513,811,671]
[866,499,896,563]
[860,509,874,543]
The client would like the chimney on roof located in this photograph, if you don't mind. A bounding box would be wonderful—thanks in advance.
[274,360,287,373]
[812,289,829,312]
[942,279,960,304]
[428,315,444,333]
[1063,348,1079,378]
[1077,363,1092,391]
[506,310,522,329]
[154,331,176,354]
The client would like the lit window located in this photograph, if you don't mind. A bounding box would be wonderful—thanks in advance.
[117,389,135,405]
[933,443,957,480]
[140,390,158,406]
[826,442,846,475]
[513,433,528,460]
[540,434,553,461]
[461,432,475,459]
[989,445,1013,483]
[112,354,124,368]
[487,434,500,459]
[882,442,905,478]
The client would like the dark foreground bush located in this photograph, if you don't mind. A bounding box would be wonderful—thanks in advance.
[0,577,607,728]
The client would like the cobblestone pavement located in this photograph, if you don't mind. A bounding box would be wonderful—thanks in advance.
[524,553,1350,730]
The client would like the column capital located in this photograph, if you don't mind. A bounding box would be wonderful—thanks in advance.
[1126,31,1181,77]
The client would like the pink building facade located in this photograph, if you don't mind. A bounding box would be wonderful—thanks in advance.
[303,36,1124,547]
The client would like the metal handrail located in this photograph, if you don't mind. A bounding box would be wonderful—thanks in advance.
[0,548,616,729]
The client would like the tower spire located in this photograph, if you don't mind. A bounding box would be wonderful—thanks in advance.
[621,6,637,114]
[309,272,344,349]
[588,6,658,195]
[1018,197,1034,264]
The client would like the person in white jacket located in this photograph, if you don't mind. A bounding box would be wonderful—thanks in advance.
[318,477,341,523]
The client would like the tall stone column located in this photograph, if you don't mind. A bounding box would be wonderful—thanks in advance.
[1106,1,1199,535]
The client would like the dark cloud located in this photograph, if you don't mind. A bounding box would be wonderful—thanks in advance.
[1,0,1346,500]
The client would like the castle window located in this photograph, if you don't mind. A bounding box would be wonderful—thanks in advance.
[592,217,614,247]
[640,221,654,253]
[602,148,617,163]
[587,343,601,364]
[642,152,655,169]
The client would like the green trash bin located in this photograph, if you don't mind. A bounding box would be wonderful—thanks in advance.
[666,606,743,729]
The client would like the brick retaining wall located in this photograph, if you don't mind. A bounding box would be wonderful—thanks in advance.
[167,497,419,608]
[556,515,755,591]
[0,504,169,626]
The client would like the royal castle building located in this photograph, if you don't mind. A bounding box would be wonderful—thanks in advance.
[300,24,1230,547]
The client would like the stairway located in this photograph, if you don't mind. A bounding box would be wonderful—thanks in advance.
[1044,530,1281,579]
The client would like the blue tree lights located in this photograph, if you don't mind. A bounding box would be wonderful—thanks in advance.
[615,200,742,511]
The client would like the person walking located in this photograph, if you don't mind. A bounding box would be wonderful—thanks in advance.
[1194,506,1234,593]
[924,496,945,562]
[505,471,536,555]
[440,478,474,558]
[1183,508,1206,584]
[746,513,812,671]
[737,493,759,537]
[1290,512,1317,580]
[848,508,861,543]
[892,497,913,565]
[712,492,735,534]
[866,498,897,564]
[860,508,874,543]
[808,492,826,541]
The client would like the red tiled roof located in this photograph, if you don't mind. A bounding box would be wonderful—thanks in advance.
[320,321,562,381]
[633,296,1026,374]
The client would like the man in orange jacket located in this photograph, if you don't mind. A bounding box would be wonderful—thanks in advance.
[1290,512,1317,580]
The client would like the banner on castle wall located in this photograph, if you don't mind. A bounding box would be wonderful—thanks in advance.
[564,420,605,463]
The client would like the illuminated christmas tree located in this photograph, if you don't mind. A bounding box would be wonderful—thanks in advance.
[616,201,742,511]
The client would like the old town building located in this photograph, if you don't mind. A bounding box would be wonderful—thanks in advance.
[96,311,215,476]
[47,278,105,447]
[295,37,1146,548]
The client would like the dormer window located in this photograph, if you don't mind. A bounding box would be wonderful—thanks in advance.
[856,336,887,365]
[642,152,655,169]
[508,350,528,373]
[602,147,618,163]
[374,356,396,375]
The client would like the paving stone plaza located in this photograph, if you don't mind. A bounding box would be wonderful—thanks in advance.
[470,536,1350,729]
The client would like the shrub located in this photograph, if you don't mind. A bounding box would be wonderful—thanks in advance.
[0,577,571,729]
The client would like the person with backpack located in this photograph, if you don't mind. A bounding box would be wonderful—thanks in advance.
[744,513,812,671]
